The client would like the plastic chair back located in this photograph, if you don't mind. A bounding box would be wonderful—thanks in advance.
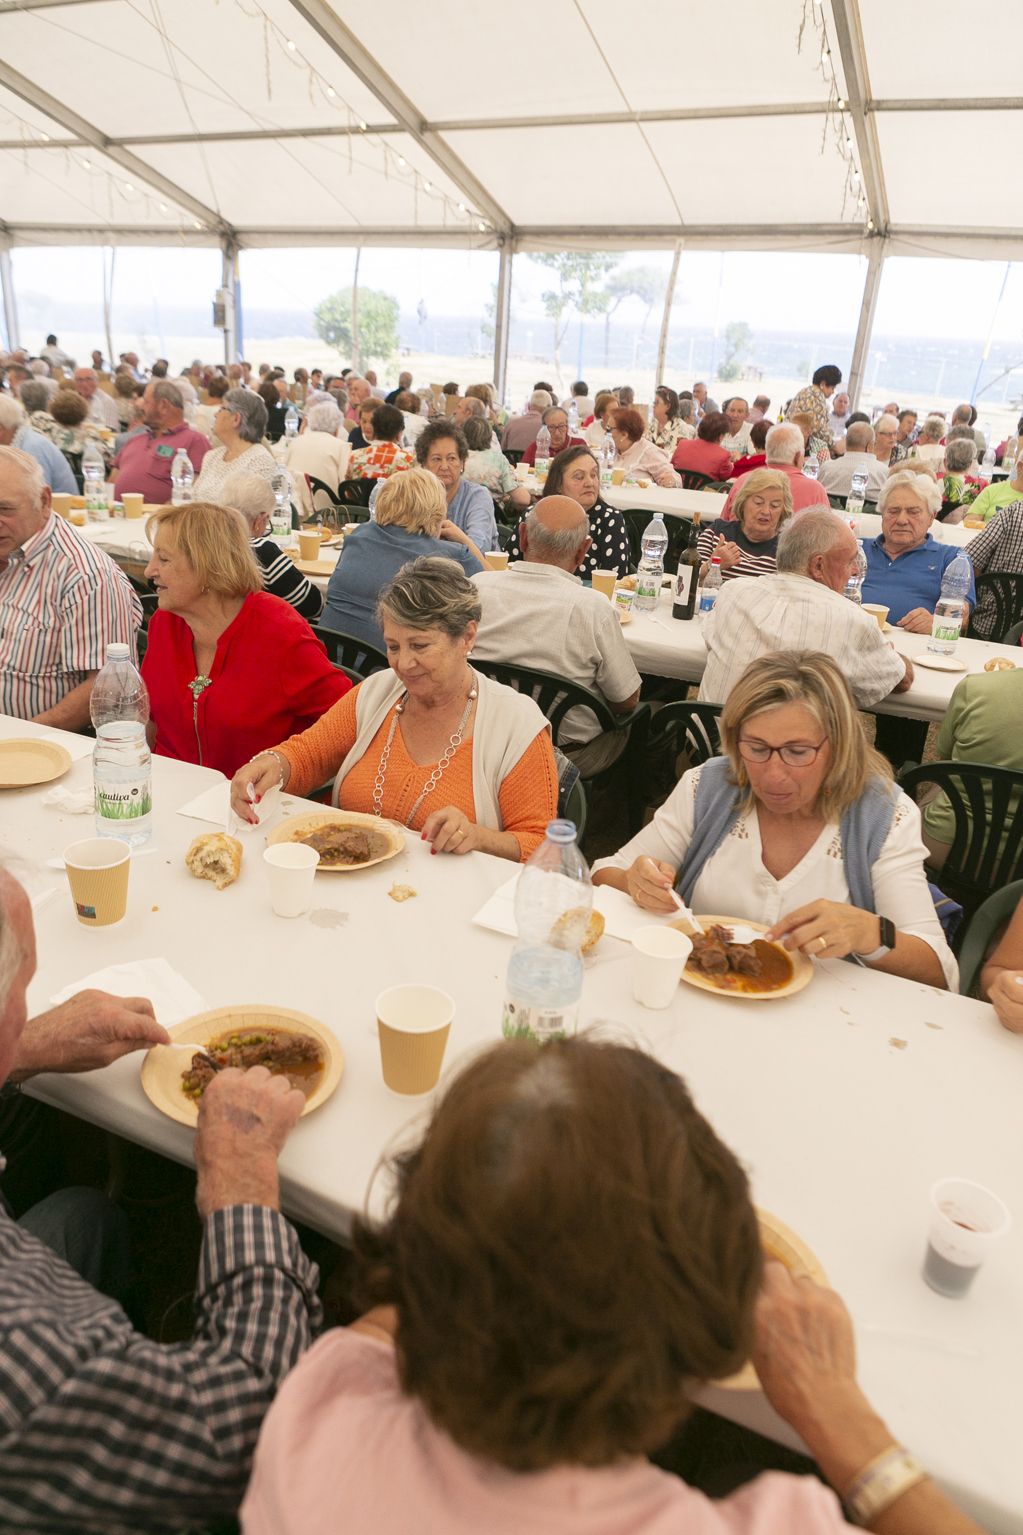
[312,625,388,677]
[972,572,1023,643]
[957,879,1023,996]
[898,760,1023,929]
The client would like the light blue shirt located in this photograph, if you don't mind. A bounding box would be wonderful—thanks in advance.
[322,521,484,650]
[862,533,976,624]
[369,474,499,552]
[14,425,77,494]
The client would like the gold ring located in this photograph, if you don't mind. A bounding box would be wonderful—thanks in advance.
[817,935,827,952]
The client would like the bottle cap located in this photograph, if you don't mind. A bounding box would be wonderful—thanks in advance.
[105,642,130,660]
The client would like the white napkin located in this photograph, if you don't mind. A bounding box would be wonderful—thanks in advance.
[472,874,682,944]
[49,957,208,1027]
[42,784,95,813]
[176,779,286,830]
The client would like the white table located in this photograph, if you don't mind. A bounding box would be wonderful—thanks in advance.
[520,475,727,520]
[76,519,340,593]
[3,712,1020,1531]
[623,588,1020,721]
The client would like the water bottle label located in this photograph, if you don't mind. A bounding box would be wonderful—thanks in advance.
[930,620,962,646]
[501,997,579,1044]
[96,775,152,823]
[699,590,718,614]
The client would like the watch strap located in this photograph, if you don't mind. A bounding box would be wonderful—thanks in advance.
[844,1445,926,1526]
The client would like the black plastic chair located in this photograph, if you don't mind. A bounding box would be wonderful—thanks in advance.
[312,625,388,678]
[622,507,692,573]
[676,469,713,491]
[62,449,84,493]
[957,878,1023,997]
[495,523,515,552]
[1004,619,1023,647]
[337,478,375,508]
[504,448,524,466]
[644,700,722,812]
[971,572,1023,643]
[305,473,342,519]
[898,761,1023,931]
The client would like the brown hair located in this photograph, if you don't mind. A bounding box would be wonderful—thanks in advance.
[146,500,262,599]
[610,406,644,443]
[353,1037,761,1471]
[697,410,729,444]
[50,388,88,426]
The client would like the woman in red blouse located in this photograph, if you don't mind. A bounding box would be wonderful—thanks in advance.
[671,410,733,482]
[142,501,349,777]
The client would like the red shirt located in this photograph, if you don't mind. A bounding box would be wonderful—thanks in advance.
[520,434,586,466]
[671,439,732,481]
[142,591,350,777]
[728,452,766,477]
[113,423,210,502]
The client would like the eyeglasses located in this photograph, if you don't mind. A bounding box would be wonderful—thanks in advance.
[737,739,827,766]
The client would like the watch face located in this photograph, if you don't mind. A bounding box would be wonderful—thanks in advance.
[879,916,896,950]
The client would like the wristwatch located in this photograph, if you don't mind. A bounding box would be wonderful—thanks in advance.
[856,915,896,962]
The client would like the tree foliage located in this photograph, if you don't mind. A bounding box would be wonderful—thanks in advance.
[718,320,753,381]
[314,285,399,366]
[530,253,618,384]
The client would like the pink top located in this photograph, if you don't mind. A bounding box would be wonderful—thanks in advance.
[720,462,831,521]
[616,437,681,488]
[241,1330,852,1535]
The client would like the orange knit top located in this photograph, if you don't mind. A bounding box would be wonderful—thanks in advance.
[277,687,558,862]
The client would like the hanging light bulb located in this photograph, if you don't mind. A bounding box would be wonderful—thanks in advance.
[397,155,406,167]
[80,157,91,169]
[423,180,432,192]
[286,37,296,50]
[159,202,169,212]
[326,86,336,98]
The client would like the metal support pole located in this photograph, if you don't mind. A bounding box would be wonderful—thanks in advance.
[847,240,885,409]
[221,235,240,366]
[655,240,683,386]
[0,245,20,352]
[492,238,513,404]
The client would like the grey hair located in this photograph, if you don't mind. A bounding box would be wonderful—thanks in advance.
[944,438,976,474]
[522,505,589,561]
[306,401,345,435]
[225,387,268,443]
[920,415,946,443]
[844,421,874,453]
[150,379,184,412]
[220,471,275,526]
[541,406,568,426]
[776,508,849,574]
[765,422,804,465]
[377,555,482,637]
[460,395,486,418]
[876,470,941,517]
[529,390,553,411]
[19,380,51,414]
[678,397,695,423]
[29,359,50,378]
[0,395,25,431]
[946,424,977,446]
[873,413,899,434]
[0,443,45,504]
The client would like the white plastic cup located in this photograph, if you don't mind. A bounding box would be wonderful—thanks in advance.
[631,925,693,1009]
[263,842,319,917]
[923,1177,1011,1297]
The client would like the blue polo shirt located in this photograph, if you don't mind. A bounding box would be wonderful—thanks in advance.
[861,533,976,623]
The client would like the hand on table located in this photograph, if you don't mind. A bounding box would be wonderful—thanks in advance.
[625,855,678,913]
[897,607,935,634]
[421,805,481,856]
[229,753,289,824]
[988,970,1023,1034]
[714,535,742,571]
[766,899,880,960]
[195,1066,305,1217]
[11,990,169,1082]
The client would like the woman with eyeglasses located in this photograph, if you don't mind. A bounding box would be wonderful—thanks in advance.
[593,651,956,988]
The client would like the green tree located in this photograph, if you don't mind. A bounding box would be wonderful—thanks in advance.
[530,253,618,388]
[314,284,399,369]
[601,266,666,368]
[717,320,753,382]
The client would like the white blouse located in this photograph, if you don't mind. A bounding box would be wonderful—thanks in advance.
[593,767,958,988]
[193,442,287,501]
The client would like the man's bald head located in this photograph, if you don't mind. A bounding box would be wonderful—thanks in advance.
[520,495,591,570]
[845,421,874,453]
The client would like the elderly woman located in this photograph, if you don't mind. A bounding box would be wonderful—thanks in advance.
[940,435,984,516]
[461,413,520,502]
[193,388,281,501]
[695,468,791,581]
[346,397,379,453]
[503,445,629,579]
[39,387,114,465]
[872,412,904,468]
[284,399,351,519]
[221,471,322,622]
[369,421,498,553]
[583,389,619,449]
[908,414,946,468]
[608,406,680,488]
[594,652,956,988]
[646,385,687,457]
[241,1037,980,1535]
[232,557,558,861]
[142,500,347,777]
[861,471,976,632]
[323,467,485,646]
[671,410,732,481]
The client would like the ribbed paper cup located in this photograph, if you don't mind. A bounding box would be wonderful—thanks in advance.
[122,493,144,519]
[64,837,131,926]
[376,984,454,1096]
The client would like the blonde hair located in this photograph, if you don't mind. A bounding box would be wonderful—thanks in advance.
[146,500,261,598]
[719,651,891,821]
[730,468,793,531]
[374,467,446,536]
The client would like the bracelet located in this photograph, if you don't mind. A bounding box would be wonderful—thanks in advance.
[844,1445,926,1526]
[249,750,288,789]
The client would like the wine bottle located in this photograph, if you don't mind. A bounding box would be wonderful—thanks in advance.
[672,511,701,620]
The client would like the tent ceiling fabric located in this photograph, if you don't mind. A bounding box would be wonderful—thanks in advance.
[0,0,1019,254]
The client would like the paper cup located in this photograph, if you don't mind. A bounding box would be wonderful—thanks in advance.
[611,467,625,485]
[514,463,530,482]
[122,492,144,519]
[64,837,131,926]
[862,603,889,630]
[484,550,510,571]
[263,842,319,917]
[613,586,635,615]
[376,983,454,1095]
[923,1177,1011,1296]
[592,569,618,599]
[51,493,73,519]
[298,530,322,561]
[631,925,693,1008]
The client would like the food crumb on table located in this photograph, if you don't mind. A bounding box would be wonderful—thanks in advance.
[889,1037,909,1050]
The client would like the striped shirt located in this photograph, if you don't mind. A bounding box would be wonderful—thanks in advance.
[698,571,907,707]
[696,518,778,581]
[0,1203,321,1532]
[252,536,323,622]
[0,513,143,719]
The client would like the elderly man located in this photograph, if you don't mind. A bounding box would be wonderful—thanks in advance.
[699,509,912,707]
[520,406,586,467]
[363,368,386,401]
[283,399,350,519]
[472,496,641,772]
[691,380,720,419]
[861,471,976,634]
[819,422,889,502]
[0,396,76,493]
[828,391,850,437]
[502,389,553,454]
[73,367,120,429]
[452,393,501,449]
[965,497,1023,635]
[385,369,413,404]
[0,866,321,1532]
[0,449,141,726]
[785,364,843,458]
[721,423,829,519]
[720,396,752,458]
[40,333,74,370]
[749,393,771,424]
[560,379,594,419]
[110,380,209,503]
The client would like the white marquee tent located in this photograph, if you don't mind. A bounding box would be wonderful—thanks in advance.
[1,0,1020,396]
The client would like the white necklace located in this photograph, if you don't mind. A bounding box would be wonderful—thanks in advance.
[371,671,478,827]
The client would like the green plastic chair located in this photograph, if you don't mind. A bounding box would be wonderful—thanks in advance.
[562,776,588,842]
[957,879,1023,997]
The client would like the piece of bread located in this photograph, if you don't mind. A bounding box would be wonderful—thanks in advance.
[984,656,1016,672]
[185,833,243,891]
[550,907,605,954]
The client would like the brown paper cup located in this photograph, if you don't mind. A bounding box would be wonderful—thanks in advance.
[591,569,617,598]
[376,984,454,1095]
[51,493,73,519]
[862,603,889,630]
[122,493,144,519]
[299,531,322,560]
[484,551,509,571]
[64,837,131,926]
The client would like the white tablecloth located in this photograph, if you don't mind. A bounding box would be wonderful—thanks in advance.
[3,712,1021,1532]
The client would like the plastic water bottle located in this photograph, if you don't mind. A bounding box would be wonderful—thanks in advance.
[566,399,580,434]
[501,820,593,1044]
[81,441,107,519]
[284,402,300,439]
[534,423,552,477]
[270,471,291,539]
[90,643,152,845]
[699,555,723,615]
[170,448,193,505]
[845,470,869,519]
[1002,434,1019,474]
[928,553,973,656]
[600,433,616,486]
[635,513,669,612]
[981,437,996,473]
[802,457,819,482]
[844,540,867,603]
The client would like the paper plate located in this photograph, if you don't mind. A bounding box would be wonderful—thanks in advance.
[911,652,968,672]
[717,1210,829,1391]
[674,915,812,1000]
[266,808,405,871]
[0,738,73,788]
[289,555,337,576]
[141,1005,343,1128]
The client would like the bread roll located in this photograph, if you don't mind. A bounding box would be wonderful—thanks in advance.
[185,833,243,891]
[551,907,605,954]
[984,657,1016,672]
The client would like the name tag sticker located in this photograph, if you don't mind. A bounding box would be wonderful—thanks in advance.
[155,443,175,459]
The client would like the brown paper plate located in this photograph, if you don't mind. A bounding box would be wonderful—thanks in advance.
[287,554,337,576]
[0,738,73,788]
[674,915,812,1000]
[911,652,968,673]
[141,1005,343,1128]
[266,808,405,871]
[717,1211,829,1391]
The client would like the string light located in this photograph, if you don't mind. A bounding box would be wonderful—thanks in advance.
[798,0,873,231]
